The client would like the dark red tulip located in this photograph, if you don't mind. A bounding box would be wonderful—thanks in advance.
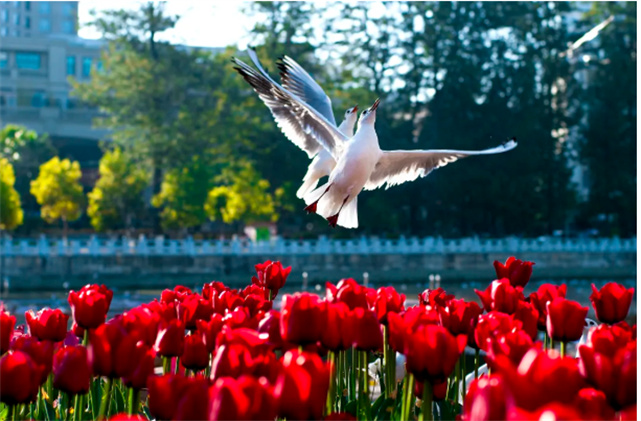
[25,308,69,342]
[196,314,224,353]
[143,299,177,323]
[68,284,113,329]
[486,328,539,370]
[177,294,214,329]
[242,293,272,318]
[585,322,633,357]
[240,284,269,300]
[528,283,567,330]
[414,380,448,401]
[210,343,257,380]
[461,375,514,421]
[474,311,517,351]
[349,307,383,351]
[107,414,146,421]
[10,335,54,384]
[181,333,209,371]
[209,375,277,421]
[147,374,191,421]
[320,302,352,351]
[373,286,405,324]
[154,319,185,357]
[71,321,85,339]
[280,293,323,345]
[387,306,440,353]
[496,348,586,411]
[326,278,372,310]
[589,282,635,325]
[546,298,588,342]
[404,324,466,384]
[121,341,155,390]
[202,281,231,301]
[222,306,260,330]
[274,350,330,420]
[511,301,539,341]
[53,345,91,395]
[1,311,15,354]
[475,278,525,315]
[257,310,284,349]
[212,290,244,315]
[215,326,269,356]
[493,256,534,288]
[173,376,210,421]
[89,319,133,378]
[438,299,482,342]
[618,404,637,421]
[574,388,616,421]
[252,260,291,299]
[0,350,41,405]
[123,305,161,346]
[579,340,636,410]
[507,403,585,421]
[418,287,454,309]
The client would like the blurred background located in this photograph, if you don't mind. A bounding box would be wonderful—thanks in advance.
[0,2,636,303]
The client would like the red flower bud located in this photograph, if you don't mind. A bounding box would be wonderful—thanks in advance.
[546,298,588,342]
[177,294,214,330]
[326,278,372,310]
[196,314,224,353]
[147,374,191,421]
[349,307,383,352]
[474,312,517,351]
[280,293,323,346]
[252,260,291,298]
[257,310,284,349]
[493,256,534,288]
[475,278,525,315]
[53,345,91,396]
[528,283,567,330]
[181,333,209,371]
[418,287,454,309]
[404,324,466,384]
[373,286,405,325]
[589,282,635,325]
[1,311,16,354]
[154,319,185,357]
[10,335,54,384]
[462,375,514,421]
[209,376,276,421]
[121,341,155,390]
[25,308,69,342]
[68,284,113,329]
[0,350,41,405]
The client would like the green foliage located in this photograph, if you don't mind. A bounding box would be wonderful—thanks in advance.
[30,157,84,225]
[0,157,23,230]
[205,162,281,225]
[88,148,149,232]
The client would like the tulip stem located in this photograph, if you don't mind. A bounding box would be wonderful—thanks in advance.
[127,388,140,415]
[461,353,467,401]
[550,339,555,353]
[8,405,15,421]
[97,378,113,420]
[349,348,356,402]
[162,356,171,375]
[419,381,433,421]
[401,373,415,421]
[453,358,460,401]
[560,341,567,358]
[326,351,336,416]
[174,357,180,375]
[543,332,548,350]
[82,329,89,346]
[73,393,83,421]
[474,348,480,379]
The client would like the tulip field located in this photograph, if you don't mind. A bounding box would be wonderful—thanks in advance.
[0,257,636,420]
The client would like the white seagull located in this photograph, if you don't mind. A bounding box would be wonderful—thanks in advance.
[232,54,517,229]
[246,50,358,199]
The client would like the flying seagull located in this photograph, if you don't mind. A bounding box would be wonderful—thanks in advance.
[246,50,358,198]
[232,54,517,229]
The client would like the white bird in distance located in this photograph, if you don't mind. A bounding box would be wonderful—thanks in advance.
[232,51,518,229]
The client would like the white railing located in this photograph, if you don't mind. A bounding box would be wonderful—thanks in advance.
[1,235,636,257]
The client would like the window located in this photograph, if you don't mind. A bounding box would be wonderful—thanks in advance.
[0,28,7,37]
[82,57,92,77]
[62,2,74,16]
[62,19,74,34]
[0,52,7,69]
[31,91,45,107]
[16,52,40,69]
[39,17,50,33]
[39,2,50,14]
[25,16,30,28]
[66,55,75,75]
[1,9,7,22]
[25,2,31,11]
[13,12,19,24]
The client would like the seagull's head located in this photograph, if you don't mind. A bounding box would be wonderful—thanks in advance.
[344,105,359,124]
[358,98,380,126]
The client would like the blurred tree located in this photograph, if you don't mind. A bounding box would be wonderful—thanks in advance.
[87,148,149,232]
[0,125,56,219]
[0,157,24,231]
[578,2,636,237]
[205,161,281,225]
[30,157,84,237]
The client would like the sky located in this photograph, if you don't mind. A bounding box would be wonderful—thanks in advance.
[78,1,257,49]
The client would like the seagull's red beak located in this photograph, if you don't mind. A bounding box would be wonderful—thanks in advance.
[370,98,380,111]
[352,105,358,113]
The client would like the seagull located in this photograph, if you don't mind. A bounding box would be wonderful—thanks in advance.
[232,53,517,229]
[245,50,358,198]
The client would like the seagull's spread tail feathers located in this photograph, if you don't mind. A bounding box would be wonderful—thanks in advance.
[304,183,359,229]
[303,182,329,207]
[296,172,321,199]
[337,196,358,229]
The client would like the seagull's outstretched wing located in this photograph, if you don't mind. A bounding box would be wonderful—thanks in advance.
[235,53,347,160]
[364,139,518,191]
[276,55,336,126]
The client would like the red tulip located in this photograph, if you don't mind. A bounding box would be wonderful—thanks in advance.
[154,319,185,357]
[404,324,466,384]
[438,299,482,341]
[507,402,586,421]
[121,341,155,390]
[143,299,177,323]
[177,294,214,329]
[418,287,454,308]
[181,333,209,371]
[257,310,284,349]
[349,307,383,351]
[68,284,113,329]
[10,335,54,384]
[486,328,539,370]
[589,282,634,324]
[173,376,210,421]
[147,374,191,420]
[618,404,637,421]
[474,311,517,351]
[496,348,586,411]
[24,308,69,342]
[212,290,244,315]
[1,311,15,354]
[274,350,330,420]
[493,256,534,288]
[546,298,588,342]
[242,294,272,317]
[280,293,324,345]
[475,278,525,314]
[320,302,352,351]
[574,388,616,421]
[71,321,85,339]
[89,319,136,378]
[528,283,567,330]
[107,414,146,421]
[209,375,276,421]
[373,286,405,324]
[0,350,41,405]
[196,314,224,353]
[252,260,291,299]
[387,306,440,353]
[123,306,161,346]
[53,345,91,395]
[585,322,634,357]
[414,379,447,401]
[210,343,257,380]
[511,301,539,341]
[326,278,372,310]
[579,340,636,410]
[202,281,231,301]
[461,375,514,421]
